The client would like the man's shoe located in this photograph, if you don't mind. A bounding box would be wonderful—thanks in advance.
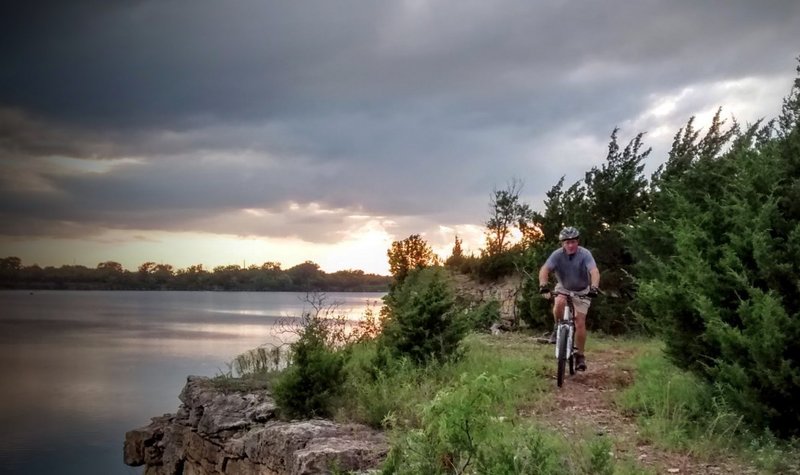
[548,326,557,344]
[576,353,587,371]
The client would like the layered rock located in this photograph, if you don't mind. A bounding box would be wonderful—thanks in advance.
[451,272,522,327]
[124,376,387,475]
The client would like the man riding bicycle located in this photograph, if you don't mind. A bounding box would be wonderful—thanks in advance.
[538,226,600,371]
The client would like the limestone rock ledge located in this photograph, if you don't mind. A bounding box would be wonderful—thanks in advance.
[452,272,522,326]
[124,376,388,475]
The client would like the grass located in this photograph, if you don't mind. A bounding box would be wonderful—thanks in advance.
[340,333,655,474]
[617,341,800,474]
[335,333,551,429]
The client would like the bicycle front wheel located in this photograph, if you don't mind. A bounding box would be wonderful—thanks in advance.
[556,327,568,387]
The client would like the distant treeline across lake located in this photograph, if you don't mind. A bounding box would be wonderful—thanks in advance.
[0,257,391,292]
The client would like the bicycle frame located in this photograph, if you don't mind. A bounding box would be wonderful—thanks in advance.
[555,300,575,360]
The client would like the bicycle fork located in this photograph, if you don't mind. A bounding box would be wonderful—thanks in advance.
[554,309,575,360]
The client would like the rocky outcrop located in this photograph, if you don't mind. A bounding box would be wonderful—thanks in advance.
[451,272,523,327]
[124,376,387,475]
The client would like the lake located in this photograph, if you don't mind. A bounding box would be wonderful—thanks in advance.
[0,290,384,475]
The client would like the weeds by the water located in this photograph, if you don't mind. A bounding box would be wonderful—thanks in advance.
[233,345,287,374]
[212,345,285,393]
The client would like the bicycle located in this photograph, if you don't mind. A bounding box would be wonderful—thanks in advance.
[551,290,589,388]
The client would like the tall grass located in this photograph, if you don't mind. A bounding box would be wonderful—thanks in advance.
[232,345,287,375]
[617,347,737,451]
[336,334,550,429]
[618,343,800,473]
[382,386,567,475]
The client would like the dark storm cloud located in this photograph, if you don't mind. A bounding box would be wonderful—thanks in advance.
[3,0,795,127]
[1,0,799,242]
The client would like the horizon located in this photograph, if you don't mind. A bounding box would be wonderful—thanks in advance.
[4,251,394,276]
[2,2,799,276]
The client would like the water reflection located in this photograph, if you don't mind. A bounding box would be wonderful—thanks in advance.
[0,290,384,475]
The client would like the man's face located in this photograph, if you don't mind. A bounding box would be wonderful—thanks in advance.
[561,239,579,255]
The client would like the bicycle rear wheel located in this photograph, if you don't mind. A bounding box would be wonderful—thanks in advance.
[556,327,568,387]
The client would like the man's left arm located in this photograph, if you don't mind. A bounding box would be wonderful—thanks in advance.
[589,267,600,288]
[586,251,600,294]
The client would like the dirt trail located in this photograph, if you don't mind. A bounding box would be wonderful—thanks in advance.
[525,343,758,475]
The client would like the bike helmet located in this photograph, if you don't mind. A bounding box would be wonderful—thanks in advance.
[558,226,580,241]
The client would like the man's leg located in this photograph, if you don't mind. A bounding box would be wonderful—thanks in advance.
[553,295,566,324]
[575,311,587,352]
[574,311,587,370]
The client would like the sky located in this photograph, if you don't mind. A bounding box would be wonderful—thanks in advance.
[1,1,798,275]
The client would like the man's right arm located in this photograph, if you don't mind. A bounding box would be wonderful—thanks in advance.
[538,265,551,297]
[538,265,550,287]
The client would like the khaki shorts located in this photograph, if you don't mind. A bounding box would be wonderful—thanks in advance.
[554,284,592,315]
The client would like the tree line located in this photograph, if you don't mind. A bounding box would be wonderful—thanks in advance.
[0,257,390,292]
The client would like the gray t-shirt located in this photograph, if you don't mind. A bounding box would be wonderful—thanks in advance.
[544,246,597,291]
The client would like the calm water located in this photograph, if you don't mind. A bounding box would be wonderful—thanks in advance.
[0,290,384,475]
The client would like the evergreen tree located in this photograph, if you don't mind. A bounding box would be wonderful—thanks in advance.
[445,235,466,269]
[380,267,466,365]
[628,62,800,437]
[518,128,651,333]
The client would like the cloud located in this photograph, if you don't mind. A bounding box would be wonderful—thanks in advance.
[0,107,122,161]
[1,0,798,260]
[4,1,797,127]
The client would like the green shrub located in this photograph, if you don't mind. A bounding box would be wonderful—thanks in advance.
[456,254,481,275]
[585,436,615,475]
[273,313,347,418]
[475,249,519,281]
[476,426,563,475]
[381,267,467,365]
[516,246,554,329]
[338,341,428,428]
[462,299,501,331]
